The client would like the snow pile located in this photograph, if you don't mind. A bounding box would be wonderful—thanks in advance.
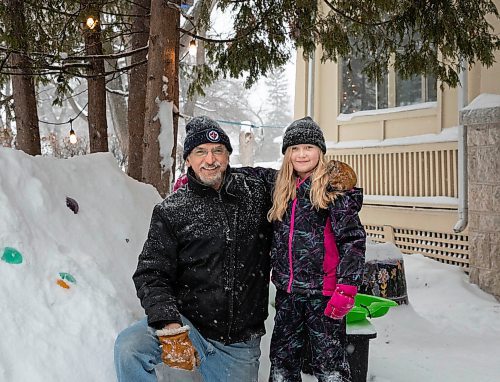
[369,254,500,382]
[365,239,403,262]
[0,147,160,381]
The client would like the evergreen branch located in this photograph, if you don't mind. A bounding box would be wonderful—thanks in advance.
[100,9,150,18]
[0,44,149,63]
[322,0,397,26]
[1,58,147,79]
[179,27,238,43]
[38,102,89,126]
[179,5,280,44]
[23,2,81,18]
[106,86,128,96]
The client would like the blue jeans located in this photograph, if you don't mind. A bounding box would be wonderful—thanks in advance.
[114,317,262,382]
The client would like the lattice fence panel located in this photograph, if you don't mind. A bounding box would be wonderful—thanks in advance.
[365,225,469,270]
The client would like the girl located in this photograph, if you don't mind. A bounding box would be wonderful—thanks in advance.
[268,117,366,382]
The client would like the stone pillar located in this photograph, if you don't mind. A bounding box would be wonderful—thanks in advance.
[461,101,500,299]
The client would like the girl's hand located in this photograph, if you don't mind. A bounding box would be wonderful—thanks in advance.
[324,284,357,319]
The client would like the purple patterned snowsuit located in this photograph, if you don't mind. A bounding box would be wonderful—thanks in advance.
[269,177,366,382]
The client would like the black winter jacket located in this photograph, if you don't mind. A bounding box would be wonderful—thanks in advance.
[133,167,273,344]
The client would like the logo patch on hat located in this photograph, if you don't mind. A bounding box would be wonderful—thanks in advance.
[207,130,220,142]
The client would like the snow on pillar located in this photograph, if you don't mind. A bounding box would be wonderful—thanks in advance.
[239,121,255,167]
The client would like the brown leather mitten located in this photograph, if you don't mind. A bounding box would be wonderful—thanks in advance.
[327,160,357,190]
[156,326,200,371]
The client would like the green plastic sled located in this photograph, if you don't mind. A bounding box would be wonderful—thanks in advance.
[346,293,398,323]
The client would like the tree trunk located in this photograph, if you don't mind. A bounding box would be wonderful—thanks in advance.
[142,0,180,196]
[2,82,14,147]
[127,0,150,181]
[81,1,108,153]
[104,41,129,166]
[6,0,41,156]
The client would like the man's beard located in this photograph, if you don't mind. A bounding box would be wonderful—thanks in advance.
[198,163,224,187]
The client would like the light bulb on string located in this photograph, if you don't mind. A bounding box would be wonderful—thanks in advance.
[69,130,77,144]
[69,120,77,144]
[188,39,197,57]
[86,16,98,30]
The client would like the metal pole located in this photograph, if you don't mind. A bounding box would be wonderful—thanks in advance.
[307,51,315,119]
[453,63,469,233]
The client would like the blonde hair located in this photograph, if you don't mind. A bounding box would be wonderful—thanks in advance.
[267,147,340,222]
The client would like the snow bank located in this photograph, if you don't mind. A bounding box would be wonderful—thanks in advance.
[0,147,160,381]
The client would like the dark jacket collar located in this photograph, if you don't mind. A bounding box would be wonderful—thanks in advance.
[187,166,236,199]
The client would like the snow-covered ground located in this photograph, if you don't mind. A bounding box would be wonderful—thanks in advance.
[1,147,499,382]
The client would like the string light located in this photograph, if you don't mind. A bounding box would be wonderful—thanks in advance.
[342,61,358,114]
[86,16,98,30]
[188,39,197,57]
[69,129,77,144]
[69,120,77,144]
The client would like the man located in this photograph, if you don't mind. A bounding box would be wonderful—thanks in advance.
[114,116,275,382]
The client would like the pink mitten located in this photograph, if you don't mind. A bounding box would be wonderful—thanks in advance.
[324,284,357,319]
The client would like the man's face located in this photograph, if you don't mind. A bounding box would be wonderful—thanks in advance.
[186,143,230,189]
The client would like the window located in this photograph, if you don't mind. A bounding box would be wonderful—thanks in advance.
[396,73,437,107]
[341,58,388,114]
[340,58,437,114]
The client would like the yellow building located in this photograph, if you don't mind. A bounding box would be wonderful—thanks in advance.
[293,1,500,271]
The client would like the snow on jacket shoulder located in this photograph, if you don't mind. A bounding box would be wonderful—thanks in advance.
[133,167,273,344]
[230,166,277,193]
[270,178,366,296]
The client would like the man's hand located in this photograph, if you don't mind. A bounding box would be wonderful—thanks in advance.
[327,160,357,191]
[156,325,200,371]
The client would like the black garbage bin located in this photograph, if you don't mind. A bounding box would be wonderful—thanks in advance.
[300,320,377,382]
[346,329,377,382]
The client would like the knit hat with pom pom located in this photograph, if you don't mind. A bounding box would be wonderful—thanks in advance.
[281,116,326,154]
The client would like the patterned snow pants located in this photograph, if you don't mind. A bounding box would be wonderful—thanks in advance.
[269,289,351,382]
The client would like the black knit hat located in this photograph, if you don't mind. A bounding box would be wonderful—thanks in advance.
[281,116,326,154]
[183,116,233,159]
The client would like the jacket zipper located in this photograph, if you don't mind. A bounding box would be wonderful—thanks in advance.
[287,177,308,293]
[218,191,236,339]
[287,198,298,293]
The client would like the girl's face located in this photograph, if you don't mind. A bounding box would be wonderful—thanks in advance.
[289,144,321,179]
